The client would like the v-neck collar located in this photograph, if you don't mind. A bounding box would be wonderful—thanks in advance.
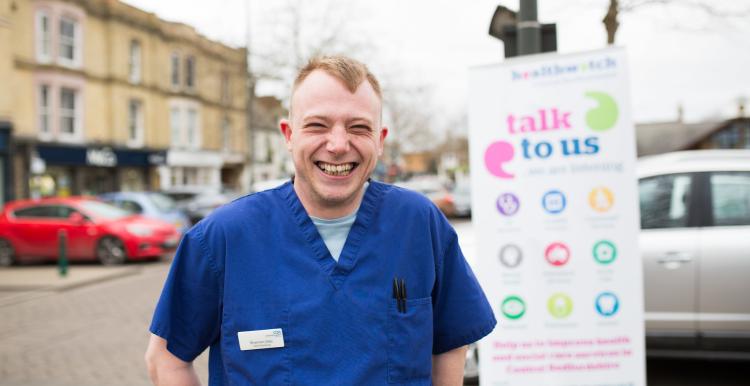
[281,179,385,290]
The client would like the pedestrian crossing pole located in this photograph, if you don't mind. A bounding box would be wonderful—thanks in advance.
[58,229,68,277]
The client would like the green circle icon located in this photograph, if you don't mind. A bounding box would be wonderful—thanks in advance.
[547,293,573,319]
[585,91,619,132]
[593,240,618,265]
[501,295,526,320]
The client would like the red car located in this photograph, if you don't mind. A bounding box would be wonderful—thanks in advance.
[0,197,180,266]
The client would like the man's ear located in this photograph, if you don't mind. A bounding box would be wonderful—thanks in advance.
[377,126,389,156]
[279,119,293,151]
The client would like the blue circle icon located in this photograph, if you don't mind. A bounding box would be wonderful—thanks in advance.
[542,190,566,214]
[595,292,619,317]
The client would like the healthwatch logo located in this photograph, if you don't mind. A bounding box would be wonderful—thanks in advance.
[484,92,619,179]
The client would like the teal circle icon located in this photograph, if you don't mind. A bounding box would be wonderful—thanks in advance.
[501,295,526,320]
[593,240,617,265]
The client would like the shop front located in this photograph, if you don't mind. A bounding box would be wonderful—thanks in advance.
[0,121,12,205]
[29,143,166,197]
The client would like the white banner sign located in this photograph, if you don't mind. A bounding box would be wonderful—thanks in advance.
[468,48,645,386]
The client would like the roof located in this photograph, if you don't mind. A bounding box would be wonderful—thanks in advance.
[637,149,750,178]
[636,120,721,156]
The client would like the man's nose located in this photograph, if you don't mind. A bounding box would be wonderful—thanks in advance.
[326,126,350,154]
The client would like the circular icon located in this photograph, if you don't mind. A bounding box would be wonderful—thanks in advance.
[544,242,570,266]
[501,295,526,320]
[496,193,520,216]
[588,187,614,213]
[593,240,617,265]
[595,292,620,317]
[499,244,523,268]
[547,293,573,319]
[542,190,566,214]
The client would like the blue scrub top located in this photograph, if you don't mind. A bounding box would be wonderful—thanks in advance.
[150,180,496,385]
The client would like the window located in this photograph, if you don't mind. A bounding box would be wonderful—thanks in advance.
[59,16,78,65]
[35,11,51,62]
[711,172,750,226]
[639,174,692,229]
[187,108,197,148]
[129,40,141,84]
[13,205,75,219]
[128,99,143,145]
[60,88,78,135]
[745,126,750,149]
[39,85,51,134]
[170,53,180,88]
[170,107,181,147]
[185,55,195,89]
[713,126,740,149]
[221,72,230,104]
[222,116,231,152]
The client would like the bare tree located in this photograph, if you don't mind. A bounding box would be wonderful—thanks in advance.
[603,0,750,44]
[251,0,374,93]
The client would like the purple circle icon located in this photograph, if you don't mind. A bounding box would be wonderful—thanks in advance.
[496,193,520,216]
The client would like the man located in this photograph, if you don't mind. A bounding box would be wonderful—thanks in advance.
[145,56,495,386]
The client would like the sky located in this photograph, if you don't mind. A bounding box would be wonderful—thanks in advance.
[122,0,750,127]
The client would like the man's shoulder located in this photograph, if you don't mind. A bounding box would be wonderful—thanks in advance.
[376,181,443,215]
[198,183,290,229]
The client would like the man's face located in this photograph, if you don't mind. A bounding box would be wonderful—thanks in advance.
[280,70,388,217]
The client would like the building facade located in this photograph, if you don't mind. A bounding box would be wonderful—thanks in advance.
[0,0,248,202]
[251,96,292,183]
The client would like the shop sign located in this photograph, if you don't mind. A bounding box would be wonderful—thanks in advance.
[86,147,117,167]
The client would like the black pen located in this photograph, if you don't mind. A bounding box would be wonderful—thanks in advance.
[393,277,400,313]
[400,278,407,313]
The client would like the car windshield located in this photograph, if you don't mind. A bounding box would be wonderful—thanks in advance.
[147,193,177,212]
[78,200,131,220]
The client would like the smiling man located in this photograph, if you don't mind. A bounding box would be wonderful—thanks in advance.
[145,56,495,386]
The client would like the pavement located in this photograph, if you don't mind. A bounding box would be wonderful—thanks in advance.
[0,264,141,307]
[0,259,209,386]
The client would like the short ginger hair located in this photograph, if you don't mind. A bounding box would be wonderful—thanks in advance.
[292,55,382,100]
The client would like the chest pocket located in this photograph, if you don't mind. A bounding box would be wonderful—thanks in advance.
[387,296,433,384]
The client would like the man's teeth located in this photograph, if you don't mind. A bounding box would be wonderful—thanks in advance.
[318,162,354,175]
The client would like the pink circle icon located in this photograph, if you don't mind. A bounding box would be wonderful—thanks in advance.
[545,242,570,266]
[484,141,515,179]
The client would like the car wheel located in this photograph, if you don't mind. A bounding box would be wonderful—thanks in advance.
[96,237,127,265]
[0,238,15,267]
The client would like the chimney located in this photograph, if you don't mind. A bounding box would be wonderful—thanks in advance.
[677,103,684,123]
[738,96,747,118]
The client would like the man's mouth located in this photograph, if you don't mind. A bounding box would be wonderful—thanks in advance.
[316,161,358,177]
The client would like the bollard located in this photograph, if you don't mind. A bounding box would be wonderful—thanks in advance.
[58,229,68,277]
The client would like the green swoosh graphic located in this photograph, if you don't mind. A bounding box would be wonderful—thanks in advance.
[585,91,619,132]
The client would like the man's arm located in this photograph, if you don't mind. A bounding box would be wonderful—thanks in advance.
[432,345,468,386]
[145,334,201,386]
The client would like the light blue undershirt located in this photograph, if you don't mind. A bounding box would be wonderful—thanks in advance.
[309,183,368,262]
[310,211,357,262]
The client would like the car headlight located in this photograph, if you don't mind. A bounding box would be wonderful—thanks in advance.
[126,224,153,237]
[174,220,184,229]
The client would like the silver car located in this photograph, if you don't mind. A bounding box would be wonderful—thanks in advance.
[638,150,750,359]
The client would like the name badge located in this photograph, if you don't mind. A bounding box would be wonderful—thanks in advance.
[237,328,285,351]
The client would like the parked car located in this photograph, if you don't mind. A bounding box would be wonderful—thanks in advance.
[638,149,750,358]
[394,177,456,217]
[0,197,180,266]
[99,191,191,235]
[164,188,244,225]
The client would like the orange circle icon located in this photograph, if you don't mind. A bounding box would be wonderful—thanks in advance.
[588,187,614,212]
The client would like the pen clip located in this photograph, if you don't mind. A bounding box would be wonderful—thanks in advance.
[400,278,407,313]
